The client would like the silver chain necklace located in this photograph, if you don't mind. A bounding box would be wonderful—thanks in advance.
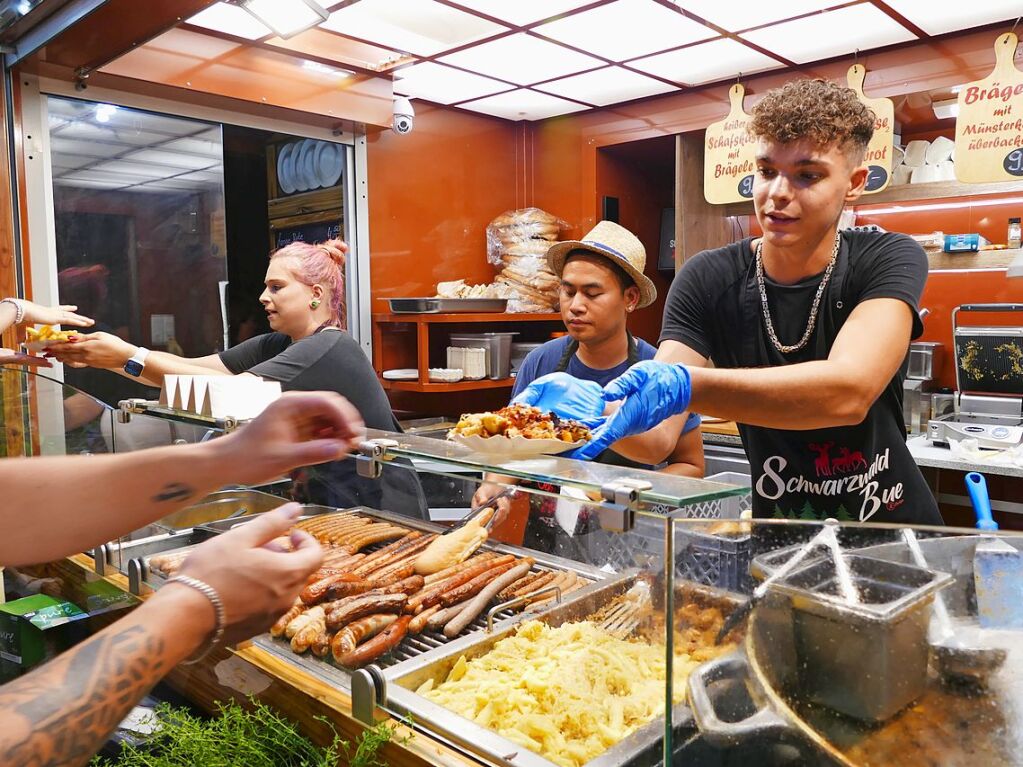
[756,232,841,354]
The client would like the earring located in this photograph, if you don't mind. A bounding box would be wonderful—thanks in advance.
[310,299,320,309]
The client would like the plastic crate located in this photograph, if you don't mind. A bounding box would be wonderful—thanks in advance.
[604,472,754,593]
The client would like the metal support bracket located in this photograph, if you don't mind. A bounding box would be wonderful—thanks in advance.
[595,478,653,533]
[91,543,110,575]
[351,664,388,725]
[355,438,399,479]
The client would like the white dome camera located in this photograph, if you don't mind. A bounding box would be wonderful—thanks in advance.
[392,96,414,135]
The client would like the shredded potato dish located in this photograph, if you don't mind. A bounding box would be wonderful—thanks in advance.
[417,620,715,767]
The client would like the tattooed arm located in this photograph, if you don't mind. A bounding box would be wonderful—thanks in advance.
[0,506,323,767]
[0,391,365,567]
[0,584,211,767]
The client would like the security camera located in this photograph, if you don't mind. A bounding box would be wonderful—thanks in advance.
[392,96,414,135]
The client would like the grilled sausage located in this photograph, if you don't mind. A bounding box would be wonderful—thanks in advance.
[346,526,407,552]
[325,592,407,631]
[528,572,577,607]
[335,615,411,668]
[409,604,442,634]
[354,534,433,576]
[270,600,305,638]
[444,561,533,639]
[438,560,521,608]
[330,613,397,662]
[422,552,498,585]
[290,606,326,653]
[351,532,424,575]
[300,572,363,605]
[512,570,556,598]
[426,600,471,631]
[407,554,516,613]
[324,578,376,602]
[377,574,425,596]
[367,561,416,586]
[497,571,540,602]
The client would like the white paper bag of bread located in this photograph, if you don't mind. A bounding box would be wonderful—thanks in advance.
[485,207,566,312]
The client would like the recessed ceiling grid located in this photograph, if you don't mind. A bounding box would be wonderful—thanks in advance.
[178,0,1023,121]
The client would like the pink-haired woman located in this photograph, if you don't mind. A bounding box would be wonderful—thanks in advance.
[49,240,422,512]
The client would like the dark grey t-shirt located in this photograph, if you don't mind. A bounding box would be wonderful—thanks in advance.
[220,328,399,432]
[219,328,426,518]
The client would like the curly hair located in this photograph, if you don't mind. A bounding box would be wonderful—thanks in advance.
[750,79,874,159]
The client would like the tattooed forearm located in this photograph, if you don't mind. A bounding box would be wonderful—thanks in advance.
[152,482,196,503]
[0,623,169,767]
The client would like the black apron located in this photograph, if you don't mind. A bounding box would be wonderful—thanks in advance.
[734,236,940,525]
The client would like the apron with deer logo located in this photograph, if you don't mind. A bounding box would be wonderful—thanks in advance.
[732,234,941,525]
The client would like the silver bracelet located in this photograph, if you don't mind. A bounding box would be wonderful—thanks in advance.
[0,298,24,325]
[165,574,226,665]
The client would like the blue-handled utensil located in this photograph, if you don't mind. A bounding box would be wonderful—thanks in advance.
[967,472,1023,628]
[965,472,998,531]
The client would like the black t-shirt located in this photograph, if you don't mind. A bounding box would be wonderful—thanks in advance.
[661,231,941,526]
[219,329,426,518]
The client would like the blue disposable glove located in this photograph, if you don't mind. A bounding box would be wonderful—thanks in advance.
[569,361,692,461]
[511,372,606,427]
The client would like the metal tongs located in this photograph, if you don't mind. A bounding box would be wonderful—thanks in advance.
[715,519,858,644]
[453,486,517,532]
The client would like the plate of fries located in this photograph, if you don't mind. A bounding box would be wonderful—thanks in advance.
[448,404,591,457]
[23,325,79,353]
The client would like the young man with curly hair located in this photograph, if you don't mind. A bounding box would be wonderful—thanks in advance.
[519,78,941,525]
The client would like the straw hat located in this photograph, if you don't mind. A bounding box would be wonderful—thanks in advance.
[545,220,657,308]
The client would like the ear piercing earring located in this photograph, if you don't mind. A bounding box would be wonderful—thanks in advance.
[310,299,320,309]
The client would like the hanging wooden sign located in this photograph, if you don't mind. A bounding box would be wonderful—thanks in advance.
[954,33,1023,183]
[704,84,757,205]
[847,64,894,194]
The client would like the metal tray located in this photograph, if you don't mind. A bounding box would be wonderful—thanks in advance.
[379,576,746,767]
[389,297,508,314]
[155,489,285,532]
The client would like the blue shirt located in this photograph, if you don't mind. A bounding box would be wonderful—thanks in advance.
[512,336,701,435]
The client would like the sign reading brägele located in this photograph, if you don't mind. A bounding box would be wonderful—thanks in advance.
[955,33,1023,183]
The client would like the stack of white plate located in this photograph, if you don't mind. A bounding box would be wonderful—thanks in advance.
[428,368,464,383]
[276,139,344,195]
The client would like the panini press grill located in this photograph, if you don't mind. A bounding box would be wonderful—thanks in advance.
[929,303,1023,449]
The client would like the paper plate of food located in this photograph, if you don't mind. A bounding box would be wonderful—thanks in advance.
[448,404,591,457]
[22,325,79,353]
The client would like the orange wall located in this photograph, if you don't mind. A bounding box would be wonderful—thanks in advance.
[366,101,526,306]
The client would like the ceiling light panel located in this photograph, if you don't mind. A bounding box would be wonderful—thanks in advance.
[393,62,509,104]
[243,0,327,39]
[631,37,781,85]
[538,66,677,106]
[741,5,918,64]
[185,2,271,39]
[446,0,596,27]
[321,0,506,57]
[881,0,1022,36]
[439,33,603,86]
[460,89,589,120]
[537,0,715,61]
[675,0,834,32]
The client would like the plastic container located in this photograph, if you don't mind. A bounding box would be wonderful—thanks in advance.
[449,332,518,379]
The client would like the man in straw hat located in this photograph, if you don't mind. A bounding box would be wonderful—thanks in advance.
[474,221,702,557]
[517,78,941,526]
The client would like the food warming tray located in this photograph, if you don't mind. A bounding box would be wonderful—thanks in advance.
[375,576,747,767]
[388,297,508,314]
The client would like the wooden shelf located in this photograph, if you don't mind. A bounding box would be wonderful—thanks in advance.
[373,312,561,324]
[928,247,1023,271]
[379,377,514,393]
[721,178,1023,217]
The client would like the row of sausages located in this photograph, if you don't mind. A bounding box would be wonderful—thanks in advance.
[268,513,588,667]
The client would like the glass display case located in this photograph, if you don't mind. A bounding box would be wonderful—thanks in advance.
[5,369,1023,767]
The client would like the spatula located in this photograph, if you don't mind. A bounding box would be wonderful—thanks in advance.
[967,472,1023,629]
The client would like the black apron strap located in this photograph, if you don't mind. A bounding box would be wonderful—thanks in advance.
[555,338,579,373]
[815,231,852,359]
[626,332,640,365]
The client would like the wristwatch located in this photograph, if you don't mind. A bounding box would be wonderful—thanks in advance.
[123,347,150,377]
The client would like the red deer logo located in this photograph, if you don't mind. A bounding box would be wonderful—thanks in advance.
[809,442,834,477]
[832,447,868,473]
